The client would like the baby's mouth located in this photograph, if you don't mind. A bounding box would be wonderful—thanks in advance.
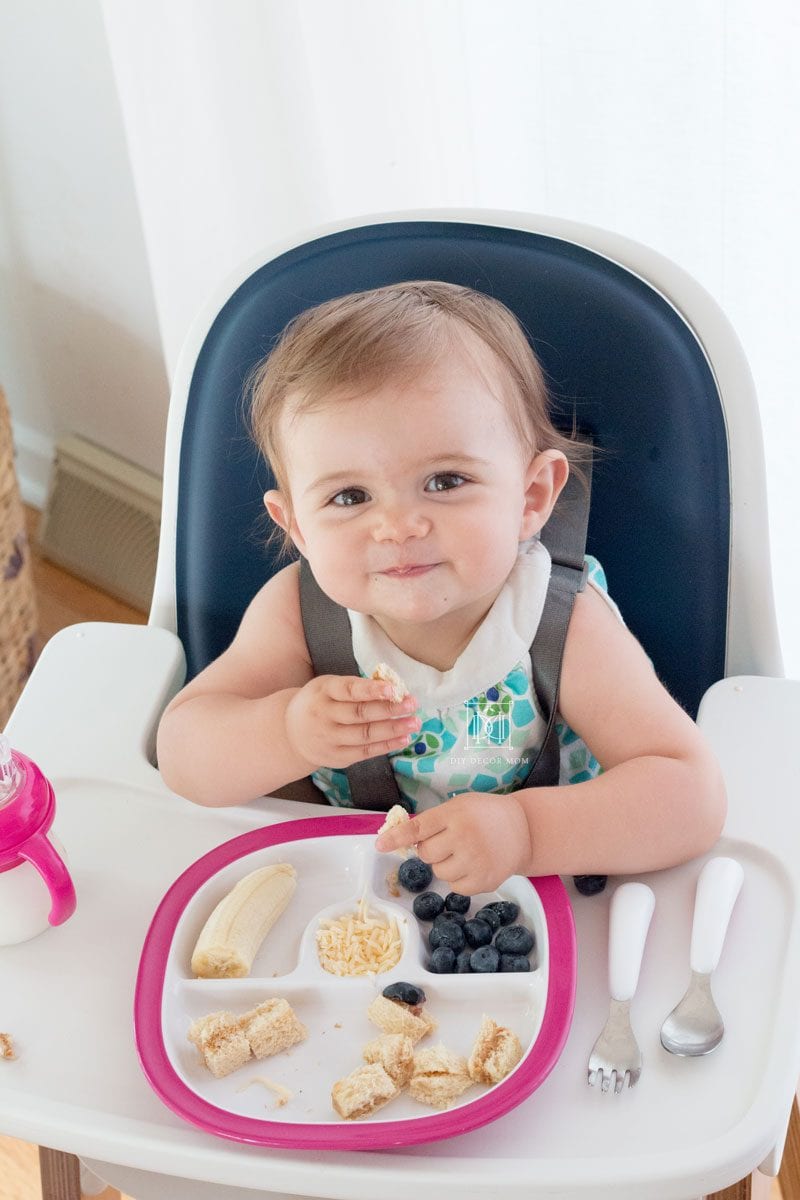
[380,564,439,578]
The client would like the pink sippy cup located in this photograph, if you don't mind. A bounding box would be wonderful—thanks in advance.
[0,733,76,945]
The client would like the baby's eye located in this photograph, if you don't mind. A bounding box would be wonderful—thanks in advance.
[330,487,369,507]
[425,472,467,492]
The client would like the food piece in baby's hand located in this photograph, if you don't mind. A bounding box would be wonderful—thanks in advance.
[467,1015,524,1084]
[367,993,436,1044]
[362,1033,415,1087]
[409,1043,473,1108]
[378,803,412,860]
[331,1062,399,1119]
[188,1011,252,1078]
[371,662,409,702]
[0,1033,15,1060]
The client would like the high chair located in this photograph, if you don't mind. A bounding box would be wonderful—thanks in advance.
[6,211,800,1200]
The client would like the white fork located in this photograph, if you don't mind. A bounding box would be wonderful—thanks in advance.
[587,882,656,1093]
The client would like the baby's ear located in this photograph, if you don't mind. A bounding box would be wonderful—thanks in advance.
[263,490,306,554]
[521,451,569,539]
[263,489,289,531]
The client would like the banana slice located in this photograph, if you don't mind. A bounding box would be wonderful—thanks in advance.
[191,863,296,978]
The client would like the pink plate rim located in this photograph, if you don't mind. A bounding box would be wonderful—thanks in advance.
[134,813,576,1150]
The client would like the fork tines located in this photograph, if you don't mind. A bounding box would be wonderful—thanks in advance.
[587,1065,640,1093]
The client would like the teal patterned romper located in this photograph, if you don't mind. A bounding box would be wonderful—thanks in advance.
[311,539,617,813]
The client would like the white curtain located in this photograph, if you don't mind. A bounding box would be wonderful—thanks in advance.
[102,0,800,670]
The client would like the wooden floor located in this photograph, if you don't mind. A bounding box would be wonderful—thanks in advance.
[0,508,141,1199]
[0,508,786,1200]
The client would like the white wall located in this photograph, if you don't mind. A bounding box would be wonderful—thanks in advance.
[2,0,799,673]
[0,0,168,503]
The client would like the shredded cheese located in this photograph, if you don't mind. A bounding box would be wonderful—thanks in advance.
[236,1075,293,1107]
[316,893,403,976]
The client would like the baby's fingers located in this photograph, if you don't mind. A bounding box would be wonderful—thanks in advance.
[376,809,443,854]
[325,675,418,722]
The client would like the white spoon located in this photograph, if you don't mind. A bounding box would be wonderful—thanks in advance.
[660,856,744,1056]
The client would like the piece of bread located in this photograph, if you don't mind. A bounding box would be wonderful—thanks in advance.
[371,662,409,702]
[366,994,436,1044]
[244,998,308,1059]
[378,804,410,839]
[187,1011,252,1078]
[0,1033,15,1060]
[378,803,412,860]
[409,1043,473,1108]
[362,1033,415,1087]
[331,1062,399,1120]
[467,1015,524,1084]
[188,997,307,1077]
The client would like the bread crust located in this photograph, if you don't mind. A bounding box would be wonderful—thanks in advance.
[467,1015,524,1084]
[366,994,436,1043]
[362,1033,415,1087]
[409,1042,473,1108]
[331,1062,399,1119]
[188,997,308,1078]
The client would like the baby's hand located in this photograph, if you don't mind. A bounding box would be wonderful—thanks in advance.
[375,793,532,895]
[284,675,420,771]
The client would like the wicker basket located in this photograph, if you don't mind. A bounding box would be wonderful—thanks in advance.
[0,388,38,726]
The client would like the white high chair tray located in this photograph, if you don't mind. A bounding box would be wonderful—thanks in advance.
[134,816,575,1149]
[2,624,800,1200]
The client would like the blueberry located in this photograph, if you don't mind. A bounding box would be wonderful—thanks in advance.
[463,918,493,949]
[455,947,473,973]
[397,856,434,893]
[474,905,502,932]
[413,891,445,921]
[382,981,426,1005]
[429,946,457,973]
[429,919,465,953]
[444,892,471,915]
[494,925,535,956]
[573,874,608,897]
[433,910,466,927]
[500,953,532,972]
[487,900,520,925]
[470,945,501,973]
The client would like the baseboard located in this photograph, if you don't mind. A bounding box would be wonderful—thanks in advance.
[10,419,54,510]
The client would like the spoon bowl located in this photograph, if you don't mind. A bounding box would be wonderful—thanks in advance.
[659,857,743,1058]
[660,970,724,1056]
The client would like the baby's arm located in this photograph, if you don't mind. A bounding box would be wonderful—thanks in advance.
[156,562,419,806]
[514,583,726,876]
[377,585,726,892]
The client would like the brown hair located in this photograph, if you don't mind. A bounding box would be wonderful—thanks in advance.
[248,280,582,558]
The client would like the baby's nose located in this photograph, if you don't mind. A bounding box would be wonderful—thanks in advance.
[372,503,430,541]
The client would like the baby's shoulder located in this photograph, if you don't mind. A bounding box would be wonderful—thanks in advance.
[239,559,311,670]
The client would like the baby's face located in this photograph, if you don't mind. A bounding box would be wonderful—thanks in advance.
[266,351,560,650]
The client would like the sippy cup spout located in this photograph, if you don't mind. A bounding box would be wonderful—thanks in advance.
[0,733,17,800]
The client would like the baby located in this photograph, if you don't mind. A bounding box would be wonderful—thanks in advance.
[156,281,725,894]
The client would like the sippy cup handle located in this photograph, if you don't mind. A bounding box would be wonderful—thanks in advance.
[19,830,77,926]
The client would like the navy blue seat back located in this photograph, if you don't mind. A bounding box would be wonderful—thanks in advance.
[177,221,729,718]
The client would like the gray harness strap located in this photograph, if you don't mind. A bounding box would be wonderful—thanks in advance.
[299,558,410,811]
[520,447,593,788]
[298,443,592,812]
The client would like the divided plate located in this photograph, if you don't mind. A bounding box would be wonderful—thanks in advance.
[134,813,576,1149]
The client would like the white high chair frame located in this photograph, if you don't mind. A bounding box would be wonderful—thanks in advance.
[3,210,799,1200]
